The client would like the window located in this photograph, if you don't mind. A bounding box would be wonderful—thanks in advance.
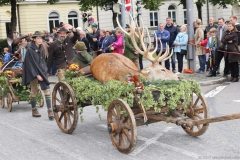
[183,10,187,24]
[68,11,78,28]
[49,12,60,32]
[149,11,158,27]
[168,5,176,22]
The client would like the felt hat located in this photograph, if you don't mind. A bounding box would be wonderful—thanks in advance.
[125,24,130,28]
[57,27,70,33]
[73,41,87,50]
[91,23,98,27]
[32,31,44,38]
[20,35,28,39]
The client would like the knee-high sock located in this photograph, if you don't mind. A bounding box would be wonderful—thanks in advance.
[31,97,36,109]
[45,95,51,109]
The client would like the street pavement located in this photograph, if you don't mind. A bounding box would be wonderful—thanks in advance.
[1,56,240,160]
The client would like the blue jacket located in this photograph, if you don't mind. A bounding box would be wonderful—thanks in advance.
[206,36,216,55]
[173,32,188,53]
[165,24,179,47]
[101,35,116,53]
[154,29,170,52]
[4,53,11,62]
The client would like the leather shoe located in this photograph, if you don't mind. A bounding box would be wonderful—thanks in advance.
[228,77,234,82]
[232,78,239,82]
[206,74,216,77]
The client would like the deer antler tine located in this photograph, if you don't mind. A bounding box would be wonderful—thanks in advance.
[157,45,171,63]
[116,14,130,36]
[153,39,163,64]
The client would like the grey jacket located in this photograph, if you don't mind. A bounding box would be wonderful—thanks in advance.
[216,24,228,49]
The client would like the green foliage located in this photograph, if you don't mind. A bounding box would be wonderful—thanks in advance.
[66,76,201,116]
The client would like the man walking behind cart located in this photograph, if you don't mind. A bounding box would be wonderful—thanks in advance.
[22,31,54,120]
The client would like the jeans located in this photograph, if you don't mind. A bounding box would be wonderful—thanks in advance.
[50,60,56,75]
[171,52,176,71]
[156,51,170,70]
[198,55,206,72]
[139,54,143,70]
[176,52,184,72]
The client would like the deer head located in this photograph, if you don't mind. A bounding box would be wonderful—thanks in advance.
[117,15,179,81]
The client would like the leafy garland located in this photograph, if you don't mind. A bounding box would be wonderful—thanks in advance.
[66,75,201,115]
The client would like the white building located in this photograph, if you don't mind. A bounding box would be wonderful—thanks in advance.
[98,1,232,31]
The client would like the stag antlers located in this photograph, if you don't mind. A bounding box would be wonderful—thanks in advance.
[117,14,173,65]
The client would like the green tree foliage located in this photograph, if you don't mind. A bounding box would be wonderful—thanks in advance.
[180,0,240,20]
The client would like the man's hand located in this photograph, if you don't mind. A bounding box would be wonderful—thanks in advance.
[37,75,43,81]
[93,38,97,42]
[99,49,102,52]
[228,40,232,43]
[134,50,139,54]
[62,23,73,30]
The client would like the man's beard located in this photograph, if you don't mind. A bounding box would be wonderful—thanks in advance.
[59,37,66,41]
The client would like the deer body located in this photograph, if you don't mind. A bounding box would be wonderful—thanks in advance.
[91,53,139,82]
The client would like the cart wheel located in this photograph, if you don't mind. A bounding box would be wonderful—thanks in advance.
[183,92,210,137]
[107,99,137,154]
[37,89,44,107]
[0,88,4,108]
[7,93,12,112]
[52,81,78,134]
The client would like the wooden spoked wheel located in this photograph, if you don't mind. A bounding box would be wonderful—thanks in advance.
[52,81,78,134]
[37,89,44,107]
[183,92,210,137]
[0,88,4,108]
[7,93,12,112]
[107,99,137,154]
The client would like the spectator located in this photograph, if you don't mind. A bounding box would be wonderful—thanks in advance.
[200,32,210,72]
[72,41,93,68]
[15,36,29,62]
[173,25,188,74]
[79,30,91,53]
[221,22,240,82]
[194,19,206,74]
[3,47,11,62]
[204,17,218,38]
[86,23,100,58]
[112,30,124,55]
[165,17,179,73]
[124,24,141,70]
[206,29,217,75]
[230,16,240,50]
[97,29,106,55]
[101,30,115,53]
[207,18,228,77]
[154,23,170,69]
[50,27,58,41]
[43,30,50,42]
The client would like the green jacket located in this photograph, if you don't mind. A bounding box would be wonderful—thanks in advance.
[72,50,93,68]
[124,32,141,59]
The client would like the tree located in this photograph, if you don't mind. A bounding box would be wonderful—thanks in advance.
[0,0,59,39]
[77,0,165,28]
[180,0,239,21]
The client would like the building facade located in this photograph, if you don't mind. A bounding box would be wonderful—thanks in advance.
[0,0,97,39]
[98,1,232,31]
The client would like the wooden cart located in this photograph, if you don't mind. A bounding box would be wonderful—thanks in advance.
[51,79,240,154]
[0,77,44,112]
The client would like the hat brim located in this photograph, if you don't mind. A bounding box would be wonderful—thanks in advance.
[20,35,28,39]
[32,35,44,38]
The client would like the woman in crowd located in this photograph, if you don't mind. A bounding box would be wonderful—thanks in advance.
[97,29,106,55]
[112,30,124,55]
[221,22,240,82]
[101,30,116,53]
[173,25,188,74]
[194,19,206,74]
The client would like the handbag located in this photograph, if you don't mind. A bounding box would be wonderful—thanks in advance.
[180,49,187,55]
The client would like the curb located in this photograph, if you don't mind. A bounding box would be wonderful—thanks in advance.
[198,77,227,86]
